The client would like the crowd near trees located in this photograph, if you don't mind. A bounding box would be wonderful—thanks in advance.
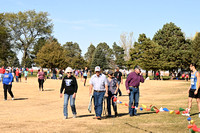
[0,10,200,73]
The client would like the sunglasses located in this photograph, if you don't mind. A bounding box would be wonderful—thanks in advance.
[67,72,72,74]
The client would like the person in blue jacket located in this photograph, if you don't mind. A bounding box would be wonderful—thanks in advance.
[3,68,14,101]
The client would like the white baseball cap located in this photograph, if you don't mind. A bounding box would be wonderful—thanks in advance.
[95,66,101,72]
[65,67,73,73]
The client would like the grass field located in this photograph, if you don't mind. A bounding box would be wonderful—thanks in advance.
[0,77,199,133]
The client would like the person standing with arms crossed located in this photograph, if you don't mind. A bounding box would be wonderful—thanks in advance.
[3,68,14,101]
[184,64,200,118]
[89,66,108,120]
[114,67,123,96]
[60,67,78,119]
[125,65,144,117]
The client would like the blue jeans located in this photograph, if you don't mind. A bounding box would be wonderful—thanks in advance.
[93,91,105,117]
[117,81,122,96]
[16,76,19,82]
[129,87,139,116]
[107,91,117,116]
[53,74,57,79]
[63,94,76,117]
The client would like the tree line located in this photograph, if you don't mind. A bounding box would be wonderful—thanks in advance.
[0,10,200,73]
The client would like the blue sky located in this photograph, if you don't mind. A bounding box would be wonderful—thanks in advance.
[1,0,200,60]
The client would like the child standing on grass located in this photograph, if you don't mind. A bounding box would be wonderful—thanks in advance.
[24,69,28,83]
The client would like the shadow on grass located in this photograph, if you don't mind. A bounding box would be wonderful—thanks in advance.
[125,122,153,133]
[190,113,199,116]
[77,114,95,118]
[138,112,157,116]
[119,95,129,97]
[14,98,28,100]
[44,89,55,91]
[101,113,129,119]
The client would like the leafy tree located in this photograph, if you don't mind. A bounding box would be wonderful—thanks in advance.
[153,22,187,71]
[21,56,33,68]
[35,39,69,69]
[0,14,15,66]
[30,37,47,59]
[4,10,53,66]
[7,54,20,67]
[90,42,112,70]
[191,32,200,69]
[84,43,96,68]
[112,42,125,68]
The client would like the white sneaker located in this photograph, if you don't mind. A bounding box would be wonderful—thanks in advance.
[64,116,68,119]
[73,114,77,118]
[199,113,200,118]
[12,98,15,100]
[182,113,190,117]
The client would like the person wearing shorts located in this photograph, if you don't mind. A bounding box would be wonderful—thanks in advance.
[185,64,200,118]
[83,67,88,86]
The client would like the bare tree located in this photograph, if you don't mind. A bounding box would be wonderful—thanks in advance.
[119,32,134,61]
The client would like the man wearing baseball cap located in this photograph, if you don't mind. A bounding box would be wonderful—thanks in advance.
[89,66,108,120]
[125,65,144,117]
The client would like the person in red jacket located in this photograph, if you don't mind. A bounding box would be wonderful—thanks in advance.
[0,66,5,82]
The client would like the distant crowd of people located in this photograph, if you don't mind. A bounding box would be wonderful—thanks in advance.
[1,64,199,120]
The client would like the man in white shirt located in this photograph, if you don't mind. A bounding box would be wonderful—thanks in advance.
[89,66,108,120]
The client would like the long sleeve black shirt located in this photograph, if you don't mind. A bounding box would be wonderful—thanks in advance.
[60,75,78,95]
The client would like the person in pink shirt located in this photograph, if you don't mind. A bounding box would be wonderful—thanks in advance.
[15,68,19,82]
[37,68,46,91]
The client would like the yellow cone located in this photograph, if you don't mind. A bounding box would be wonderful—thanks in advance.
[142,104,147,109]
[191,120,194,124]
[169,110,174,114]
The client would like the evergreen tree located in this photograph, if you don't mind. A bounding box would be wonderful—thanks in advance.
[90,42,112,70]
[153,22,187,71]
[84,43,96,68]
[112,42,125,68]
[129,34,162,77]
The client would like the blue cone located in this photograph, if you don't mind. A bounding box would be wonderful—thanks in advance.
[187,117,191,121]
[163,108,169,112]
